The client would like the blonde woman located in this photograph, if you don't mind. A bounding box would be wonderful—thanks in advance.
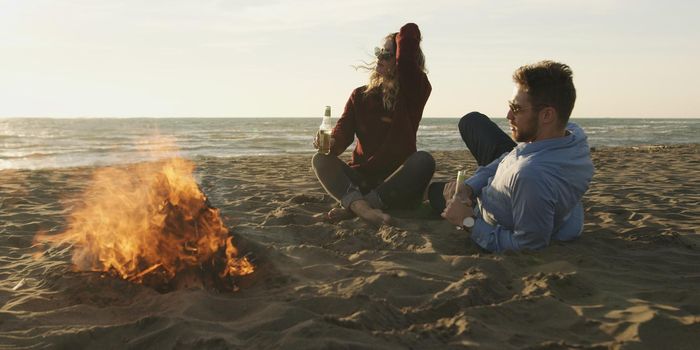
[312,23,434,226]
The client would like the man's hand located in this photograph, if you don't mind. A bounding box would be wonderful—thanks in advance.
[441,198,475,227]
[442,180,456,201]
[443,181,474,206]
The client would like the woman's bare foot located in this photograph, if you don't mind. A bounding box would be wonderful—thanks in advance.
[349,199,393,227]
[326,207,355,222]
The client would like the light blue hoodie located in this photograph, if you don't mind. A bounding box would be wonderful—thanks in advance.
[464,123,594,252]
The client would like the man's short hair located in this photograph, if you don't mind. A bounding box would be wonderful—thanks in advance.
[512,60,576,125]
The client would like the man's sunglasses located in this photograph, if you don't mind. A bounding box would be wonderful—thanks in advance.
[508,100,547,114]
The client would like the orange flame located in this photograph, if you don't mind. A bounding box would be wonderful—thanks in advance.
[37,155,253,289]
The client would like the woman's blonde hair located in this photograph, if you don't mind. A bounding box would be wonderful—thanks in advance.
[358,33,426,111]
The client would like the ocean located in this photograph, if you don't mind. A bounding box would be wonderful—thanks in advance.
[1,117,698,170]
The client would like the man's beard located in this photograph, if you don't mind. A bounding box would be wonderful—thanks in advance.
[512,117,539,142]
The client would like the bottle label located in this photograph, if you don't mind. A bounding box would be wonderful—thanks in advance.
[318,130,332,155]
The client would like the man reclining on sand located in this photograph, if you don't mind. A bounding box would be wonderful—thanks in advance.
[429,60,594,252]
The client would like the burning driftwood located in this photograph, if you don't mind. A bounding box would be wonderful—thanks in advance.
[36,156,254,292]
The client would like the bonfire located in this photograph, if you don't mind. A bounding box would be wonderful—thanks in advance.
[36,156,254,292]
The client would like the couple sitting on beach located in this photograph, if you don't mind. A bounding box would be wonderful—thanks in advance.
[311,23,594,253]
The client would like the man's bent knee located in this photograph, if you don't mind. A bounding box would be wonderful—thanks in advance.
[458,111,488,134]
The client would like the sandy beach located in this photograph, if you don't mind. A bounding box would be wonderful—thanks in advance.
[1,144,699,349]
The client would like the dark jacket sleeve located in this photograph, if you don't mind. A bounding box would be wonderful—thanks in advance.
[358,23,431,177]
[396,22,430,130]
[330,89,358,156]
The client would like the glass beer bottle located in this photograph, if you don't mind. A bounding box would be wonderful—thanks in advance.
[318,106,332,155]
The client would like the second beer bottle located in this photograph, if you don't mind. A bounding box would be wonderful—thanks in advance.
[318,106,332,155]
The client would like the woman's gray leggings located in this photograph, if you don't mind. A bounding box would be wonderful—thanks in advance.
[312,151,435,210]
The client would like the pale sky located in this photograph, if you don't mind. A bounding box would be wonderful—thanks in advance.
[1,0,698,118]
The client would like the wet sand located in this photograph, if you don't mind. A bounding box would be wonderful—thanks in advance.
[1,144,699,349]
